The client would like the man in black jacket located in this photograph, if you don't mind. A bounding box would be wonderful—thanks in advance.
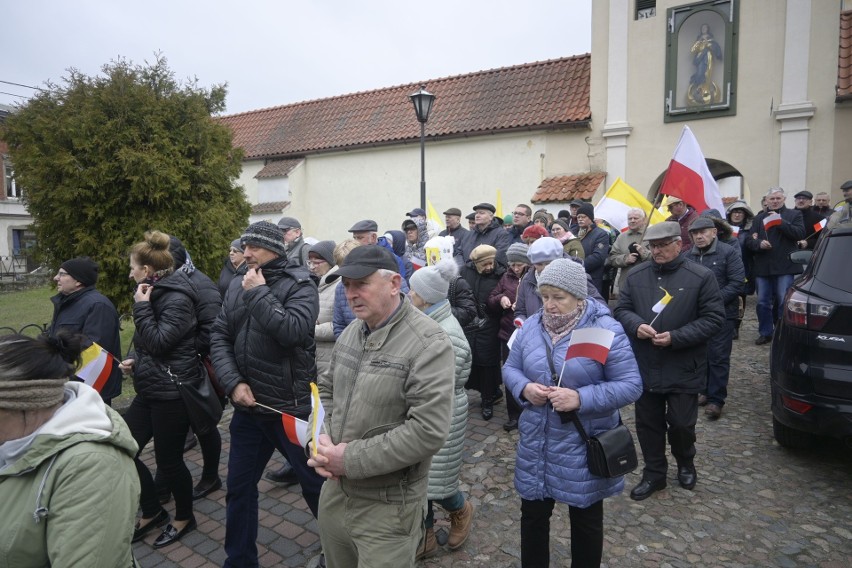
[49,257,122,405]
[792,191,826,251]
[576,203,611,295]
[745,187,806,345]
[614,222,724,501]
[210,221,324,568]
[684,218,744,420]
[459,203,513,264]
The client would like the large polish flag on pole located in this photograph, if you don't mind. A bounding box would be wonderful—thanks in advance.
[659,125,724,214]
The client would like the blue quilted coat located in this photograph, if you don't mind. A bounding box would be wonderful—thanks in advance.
[502,298,642,507]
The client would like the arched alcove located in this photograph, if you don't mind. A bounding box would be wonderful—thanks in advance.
[646,159,751,213]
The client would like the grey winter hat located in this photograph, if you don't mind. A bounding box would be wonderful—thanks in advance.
[527,237,564,264]
[645,221,681,241]
[537,258,588,300]
[230,239,242,251]
[277,216,301,230]
[241,221,287,257]
[689,217,716,232]
[308,240,337,266]
[506,243,530,264]
[409,260,457,304]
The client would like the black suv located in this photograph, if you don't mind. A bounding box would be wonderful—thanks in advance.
[770,226,852,449]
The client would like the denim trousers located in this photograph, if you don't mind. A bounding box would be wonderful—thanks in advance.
[520,498,604,568]
[755,274,793,337]
[223,410,325,568]
[123,396,194,521]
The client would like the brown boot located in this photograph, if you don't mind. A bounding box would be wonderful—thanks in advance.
[447,500,474,550]
[415,527,438,560]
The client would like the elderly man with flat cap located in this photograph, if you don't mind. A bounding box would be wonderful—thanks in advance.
[459,203,513,264]
[209,220,324,567]
[791,191,826,251]
[826,180,852,230]
[277,216,310,266]
[309,245,455,567]
[683,217,744,420]
[614,221,724,501]
[48,256,122,405]
[439,207,470,254]
[664,196,700,252]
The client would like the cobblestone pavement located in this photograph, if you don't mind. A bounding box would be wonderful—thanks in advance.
[133,310,852,567]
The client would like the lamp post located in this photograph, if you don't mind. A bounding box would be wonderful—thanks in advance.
[409,86,436,211]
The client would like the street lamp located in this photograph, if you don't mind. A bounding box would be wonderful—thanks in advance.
[409,85,436,211]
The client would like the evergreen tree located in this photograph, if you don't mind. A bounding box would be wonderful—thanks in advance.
[2,55,250,311]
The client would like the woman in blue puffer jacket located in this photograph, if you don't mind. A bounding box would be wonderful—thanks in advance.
[503,259,642,568]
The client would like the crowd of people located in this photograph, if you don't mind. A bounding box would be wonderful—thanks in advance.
[1,179,850,567]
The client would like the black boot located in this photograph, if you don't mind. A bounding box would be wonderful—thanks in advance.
[265,461,298,485]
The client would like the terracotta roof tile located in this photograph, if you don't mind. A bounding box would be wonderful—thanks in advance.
[531,173,607,204]
[219,55,591,159]
[838,10,852,101]
[255,159,303,179]
[251,201,290,214]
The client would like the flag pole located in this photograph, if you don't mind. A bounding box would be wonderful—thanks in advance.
[254,402,283,414]
[557,360,568,388]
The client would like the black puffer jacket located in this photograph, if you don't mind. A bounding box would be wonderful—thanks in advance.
[614,256,724,393]
[183,268,222,357]
[218,258,247,298]
[745,206,805,277]
[459,218,513,264]
[448,275,478,328]
[132,270,203,401]
[210,256,319,419]
[460,260,506,365]
[684,239,745,320]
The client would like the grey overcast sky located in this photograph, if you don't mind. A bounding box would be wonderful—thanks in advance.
[2,0,591,116]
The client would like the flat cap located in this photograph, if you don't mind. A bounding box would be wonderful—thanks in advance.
[406,208,426,217]
[348,219,379,233]
[334,245,399,280]
[472,203,496,213]
[688,217,716,232]
[465,212,476,220]
[443,207,462,216]
[793,190,813,199]
[277,216,301,229]
[645,221,681,241]
[840,180,852,190]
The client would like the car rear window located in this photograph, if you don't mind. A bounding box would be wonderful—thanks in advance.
[814,234,852,292]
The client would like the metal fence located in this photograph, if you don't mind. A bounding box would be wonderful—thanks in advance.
[0,323,49,337]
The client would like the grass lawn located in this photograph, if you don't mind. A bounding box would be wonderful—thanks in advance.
[1,284,138,406]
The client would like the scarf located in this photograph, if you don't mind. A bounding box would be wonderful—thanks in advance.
[542,300,586,344]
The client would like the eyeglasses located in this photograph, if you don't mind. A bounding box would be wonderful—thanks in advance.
[56,271,70,277]
[513,211,528,216]
[649,240,677,250]
[307,259,327,267]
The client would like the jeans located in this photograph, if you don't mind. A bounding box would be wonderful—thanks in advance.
[520,498,604,568]
[705,319,735,406]
[425,492,466,528]
[123,396,193,521]
[755,274,793,337]
[224,410,325,568]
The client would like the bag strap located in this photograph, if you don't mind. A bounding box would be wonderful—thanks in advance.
[543,338,588,435]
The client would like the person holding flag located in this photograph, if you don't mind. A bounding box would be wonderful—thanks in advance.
[614,222,724,501]
[745,187,805,345]
[208,221,325,567]
[48,257,122,406]
[502,258,642,568]
[725,200,756,338]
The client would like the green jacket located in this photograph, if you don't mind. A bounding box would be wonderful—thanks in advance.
[0,383,140,568]
[320,294,455,504]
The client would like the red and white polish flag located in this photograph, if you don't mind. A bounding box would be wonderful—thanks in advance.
[659,125,724,214]
[565,328,616,365]
[731,225,740,237]
[763,212,783,230]
[813,218,827,233]
[281,412,310,447]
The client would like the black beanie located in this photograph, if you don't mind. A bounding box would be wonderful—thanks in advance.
[60,257,99,287]
[577,203,595,220]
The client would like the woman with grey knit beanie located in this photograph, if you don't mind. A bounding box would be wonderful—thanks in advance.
[0,331,140,566]
[502,259,643,567]
[408,260,476,560]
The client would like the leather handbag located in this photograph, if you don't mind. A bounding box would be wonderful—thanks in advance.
[164,364,223,436]
[543,338,638,479]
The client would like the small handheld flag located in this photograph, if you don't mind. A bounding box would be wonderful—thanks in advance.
[763,212,782,230]
[281,412,311,447]
[310,383,325,457]
[75,342,115,393]
[651,287,673,314]
[566,328,615,365]
[731,225,740,237]
[813,218,827,233]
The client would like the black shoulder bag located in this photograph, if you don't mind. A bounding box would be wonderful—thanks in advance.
[543,338,637,478]
[164,364,223,436]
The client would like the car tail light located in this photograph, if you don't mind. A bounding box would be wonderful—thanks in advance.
[781,395,813,414]
[783,289,835,331]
